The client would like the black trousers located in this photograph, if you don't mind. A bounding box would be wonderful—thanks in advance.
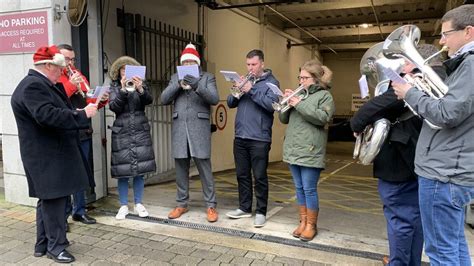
[35,197,68,256]
[233,138,271,215]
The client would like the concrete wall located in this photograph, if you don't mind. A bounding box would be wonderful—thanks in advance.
[205,6,310,168]
[323,51,366,117]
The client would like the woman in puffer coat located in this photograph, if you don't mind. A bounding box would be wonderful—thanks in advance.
[108,56,156,220]
[278,60,335,241]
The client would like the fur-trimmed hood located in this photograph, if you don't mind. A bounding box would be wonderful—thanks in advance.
[109,56,141,81]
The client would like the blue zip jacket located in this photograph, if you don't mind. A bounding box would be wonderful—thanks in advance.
[227,69,280,142]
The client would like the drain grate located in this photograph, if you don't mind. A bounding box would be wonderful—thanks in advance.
[96,208,427,264]
[99,209,255,238]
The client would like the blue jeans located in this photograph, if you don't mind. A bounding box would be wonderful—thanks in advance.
[418,176,473,266]
[289,164,321,211]
[118,175,145,206]
[378,179,423,266]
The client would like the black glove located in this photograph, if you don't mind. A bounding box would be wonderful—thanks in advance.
[183,75,199,90]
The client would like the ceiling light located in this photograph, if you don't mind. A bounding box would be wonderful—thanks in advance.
[359,23,370,28]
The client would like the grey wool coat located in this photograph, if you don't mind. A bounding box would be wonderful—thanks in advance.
[161,71,219,159]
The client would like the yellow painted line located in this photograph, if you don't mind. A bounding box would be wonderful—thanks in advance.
[266,206,284,219]
[319,162,355,184]
[320,200,383,215]
[324,175,374,180]
[215,176,238,186]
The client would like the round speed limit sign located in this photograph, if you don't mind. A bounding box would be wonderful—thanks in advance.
[215,104,227,131]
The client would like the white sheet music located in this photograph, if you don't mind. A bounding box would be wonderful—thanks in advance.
[177,65,200,80]
[220,71,242,83]
[383,67,407,84]
[266,82,283,96]
[358,75,369,99]
[92,86,110,105]
[125,65,146,80]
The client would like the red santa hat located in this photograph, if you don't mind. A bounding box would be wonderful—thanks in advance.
[33,45,66,67]
[180,43,200,66]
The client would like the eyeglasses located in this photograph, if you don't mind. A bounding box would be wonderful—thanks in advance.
[182,60,197,65]
[65,57,76,63]
[440,29,461,39]
[297,76,313,81]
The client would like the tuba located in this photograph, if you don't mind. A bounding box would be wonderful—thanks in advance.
[353,42,404,165]
[383,25,448,130]
[272,84,309,113]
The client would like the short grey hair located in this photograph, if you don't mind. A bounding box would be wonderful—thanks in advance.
[441,4,474,30]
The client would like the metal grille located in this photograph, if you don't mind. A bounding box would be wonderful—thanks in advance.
[126,14,203,181]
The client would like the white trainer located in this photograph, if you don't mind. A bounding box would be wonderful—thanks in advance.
[134,203,149,217]
[226,209,252,219]
[115,205,129,220]
[254,214,266,228]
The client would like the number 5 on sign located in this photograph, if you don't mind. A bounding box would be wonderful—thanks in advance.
[215,104,227,131]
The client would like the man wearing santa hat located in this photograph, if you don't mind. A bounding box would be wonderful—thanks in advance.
[161,43,220,222]
[10,45,98,263]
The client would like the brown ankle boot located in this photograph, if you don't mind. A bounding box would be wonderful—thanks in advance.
[292,205,307,238]
[300,209,318,241]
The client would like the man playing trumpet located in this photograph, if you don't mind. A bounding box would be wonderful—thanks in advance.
[57,44,108,228]
[225,49,279,227]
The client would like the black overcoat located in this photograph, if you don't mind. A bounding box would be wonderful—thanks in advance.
[10,69,91,199]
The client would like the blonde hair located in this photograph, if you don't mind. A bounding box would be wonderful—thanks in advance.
[301,59,333,88]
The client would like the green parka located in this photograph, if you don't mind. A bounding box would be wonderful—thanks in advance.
[279,84,335,168]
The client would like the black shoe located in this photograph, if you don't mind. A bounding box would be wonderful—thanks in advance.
[46,250,75,263]
[33,251,46,257]
[72,214,96,224]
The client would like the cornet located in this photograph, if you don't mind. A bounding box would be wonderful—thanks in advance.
[67,65,90,97]
[180,80,192,90]
[272,84,309,113]
[230,72,255,99]
[125,79,136,92]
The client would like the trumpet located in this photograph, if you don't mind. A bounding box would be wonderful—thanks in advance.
[67,65,90,97]
[180,80,192,90]
[272,84,309,113]
[230,72,255,99]
[125,79,136,92]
